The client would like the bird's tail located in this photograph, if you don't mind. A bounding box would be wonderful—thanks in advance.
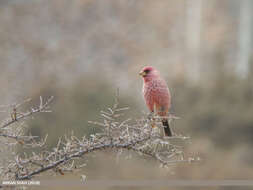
[162,119,172,136]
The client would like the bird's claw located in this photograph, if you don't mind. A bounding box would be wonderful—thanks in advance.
[147,112,154,121]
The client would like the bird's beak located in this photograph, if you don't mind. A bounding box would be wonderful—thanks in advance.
[139,71,146,77]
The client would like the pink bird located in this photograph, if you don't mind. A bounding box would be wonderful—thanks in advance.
[139,66,172,136]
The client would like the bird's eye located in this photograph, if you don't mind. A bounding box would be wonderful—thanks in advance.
[144,69,150,74]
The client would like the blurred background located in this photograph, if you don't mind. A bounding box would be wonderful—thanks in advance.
[0,0,253,189]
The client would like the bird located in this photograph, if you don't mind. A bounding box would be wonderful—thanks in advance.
[139,66,172,136]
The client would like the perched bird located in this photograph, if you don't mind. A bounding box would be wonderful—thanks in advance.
[139,66,172,136]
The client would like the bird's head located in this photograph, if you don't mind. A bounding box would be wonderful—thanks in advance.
[139,66,159,81]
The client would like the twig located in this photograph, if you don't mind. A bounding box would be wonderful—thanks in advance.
[0,96,53,130]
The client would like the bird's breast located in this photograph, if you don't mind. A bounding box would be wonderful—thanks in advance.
[143,79,171,112]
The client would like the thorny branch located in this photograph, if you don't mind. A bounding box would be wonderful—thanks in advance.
[0,94,198,182]
[0,96,53,130]
[0,96,52,148]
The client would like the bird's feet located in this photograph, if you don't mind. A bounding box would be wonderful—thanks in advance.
[148,112,157,128]
[147,111,154,121]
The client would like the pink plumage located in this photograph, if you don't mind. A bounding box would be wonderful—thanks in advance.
[139,66,172,136]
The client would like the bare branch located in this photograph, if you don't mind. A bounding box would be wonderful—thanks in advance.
[1,94,197,182]
[15,136,150,180]
[0,96,54,130]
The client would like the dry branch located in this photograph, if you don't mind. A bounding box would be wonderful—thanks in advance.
[0,96,53,130]
[0,95,196,182]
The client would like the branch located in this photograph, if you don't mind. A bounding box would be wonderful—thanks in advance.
[0,96,53,130]
[16,136,149,180]
[1,94,197,181]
